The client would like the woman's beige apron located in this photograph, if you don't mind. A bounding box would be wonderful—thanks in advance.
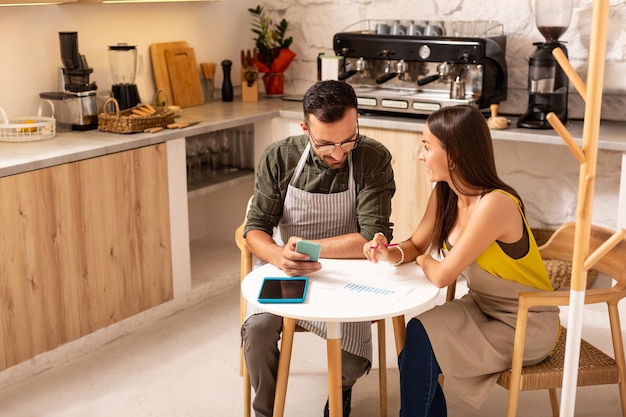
[418,262,560,409]
[249,143,372,361]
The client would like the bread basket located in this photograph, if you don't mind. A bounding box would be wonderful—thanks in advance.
[98,97,175,134]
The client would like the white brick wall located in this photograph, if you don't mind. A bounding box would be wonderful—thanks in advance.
[267,0,626,121]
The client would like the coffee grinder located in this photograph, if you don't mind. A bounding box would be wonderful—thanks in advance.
[108,44,141,110]
[518,0,573,129]
[39,31,99,131]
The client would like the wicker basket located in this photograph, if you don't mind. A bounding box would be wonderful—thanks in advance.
[532,228,598,289]
[0,100,56,142]
[98,98,175,134]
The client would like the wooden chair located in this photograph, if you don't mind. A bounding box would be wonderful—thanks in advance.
[235,197,389,417]
[445,222,626,416]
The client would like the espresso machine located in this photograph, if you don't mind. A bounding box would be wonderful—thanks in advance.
[40,31,99,131]
[517,0,573,129]
[330,20,508,117]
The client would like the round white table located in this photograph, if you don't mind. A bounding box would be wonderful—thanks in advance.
[242,258,440,417]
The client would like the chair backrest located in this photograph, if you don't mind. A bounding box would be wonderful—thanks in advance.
[540,222,626,292]
[236,196,255,340]
[444,222,626,301]
[235,196,254,281]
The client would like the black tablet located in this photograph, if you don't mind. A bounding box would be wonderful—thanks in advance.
[258,277,309,303]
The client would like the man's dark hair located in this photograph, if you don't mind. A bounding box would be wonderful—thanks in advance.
[302,80,358,123]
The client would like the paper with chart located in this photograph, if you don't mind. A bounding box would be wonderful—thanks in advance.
[311,277,419,305]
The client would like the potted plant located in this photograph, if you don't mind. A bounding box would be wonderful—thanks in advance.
[248,5,296,95]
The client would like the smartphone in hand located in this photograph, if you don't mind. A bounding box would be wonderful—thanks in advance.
[295,240,321,262]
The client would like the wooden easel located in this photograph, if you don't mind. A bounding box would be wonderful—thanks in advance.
[545,0,626,415]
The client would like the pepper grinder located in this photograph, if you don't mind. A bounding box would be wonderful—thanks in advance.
[221,59,233,102]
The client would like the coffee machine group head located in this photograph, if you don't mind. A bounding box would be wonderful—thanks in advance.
[518,0,573,129]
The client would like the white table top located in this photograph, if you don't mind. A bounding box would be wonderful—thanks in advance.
[241,258,441,323]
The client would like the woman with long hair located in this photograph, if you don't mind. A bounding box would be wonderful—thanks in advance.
[364,105,559,416]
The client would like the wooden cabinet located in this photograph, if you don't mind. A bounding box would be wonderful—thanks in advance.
[0,144,173,370]
[360,126,432,241]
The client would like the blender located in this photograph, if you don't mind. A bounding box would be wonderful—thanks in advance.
[108,44,141,110]
[517,0,573,129]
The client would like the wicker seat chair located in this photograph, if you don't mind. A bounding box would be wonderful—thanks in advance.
[446,222,626,417]
[235,196,389,417]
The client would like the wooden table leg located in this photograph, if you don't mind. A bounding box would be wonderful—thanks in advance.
[273,317,296,417]
[327,322,343,417]
[392,315,406,356]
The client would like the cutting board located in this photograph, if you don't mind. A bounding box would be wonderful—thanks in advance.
[149,41,188,106]
[164,47,205,108]
[165,47,204,107]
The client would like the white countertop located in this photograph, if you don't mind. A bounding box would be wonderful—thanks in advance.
[0,99,293,178]
[1,98,625,178]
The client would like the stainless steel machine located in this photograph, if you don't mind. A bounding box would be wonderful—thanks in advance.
[329,20,508,117]
[39,32,99,131]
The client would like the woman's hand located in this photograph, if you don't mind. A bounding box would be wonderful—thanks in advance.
[363,232,391,264]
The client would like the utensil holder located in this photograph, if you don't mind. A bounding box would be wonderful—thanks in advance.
[241,69,259,102]
[202,79,215,102]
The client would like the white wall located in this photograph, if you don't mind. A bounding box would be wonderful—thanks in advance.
[0,0,259,117]
[279,0,626,121]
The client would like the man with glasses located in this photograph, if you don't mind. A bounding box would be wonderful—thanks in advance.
[242,80,395,417]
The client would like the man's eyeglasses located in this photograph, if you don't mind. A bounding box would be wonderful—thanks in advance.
[306,121,361,155]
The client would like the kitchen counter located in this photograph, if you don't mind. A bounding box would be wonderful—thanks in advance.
[2,98,626,178]
[0,99,296,178]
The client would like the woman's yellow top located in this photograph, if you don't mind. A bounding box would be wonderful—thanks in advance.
[475,190,553,292]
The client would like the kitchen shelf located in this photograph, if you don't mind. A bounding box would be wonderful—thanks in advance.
[187,169,254,199]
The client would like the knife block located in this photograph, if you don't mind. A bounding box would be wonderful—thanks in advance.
[241,69,259,102]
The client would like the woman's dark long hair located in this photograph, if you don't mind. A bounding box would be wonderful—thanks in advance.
[426,105,523,254]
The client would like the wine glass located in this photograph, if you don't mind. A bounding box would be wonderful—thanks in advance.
[185,138,194,176]
[198,134,213,178]
[220,130,232,171]
[185,137,201,181]
[207,133,221,175]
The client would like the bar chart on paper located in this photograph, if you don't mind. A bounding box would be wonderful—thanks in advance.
[338,281,418,304]
[343,283,397,296]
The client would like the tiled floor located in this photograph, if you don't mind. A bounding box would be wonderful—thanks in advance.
[0,246,623,417]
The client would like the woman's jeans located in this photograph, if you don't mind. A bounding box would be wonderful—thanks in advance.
[398,318,447,417]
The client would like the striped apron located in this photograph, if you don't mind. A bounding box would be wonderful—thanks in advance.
[249,143,372,362]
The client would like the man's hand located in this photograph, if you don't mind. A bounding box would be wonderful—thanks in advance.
[277,236,322,277]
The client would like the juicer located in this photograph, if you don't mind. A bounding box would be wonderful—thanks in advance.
[39,32,99,131]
